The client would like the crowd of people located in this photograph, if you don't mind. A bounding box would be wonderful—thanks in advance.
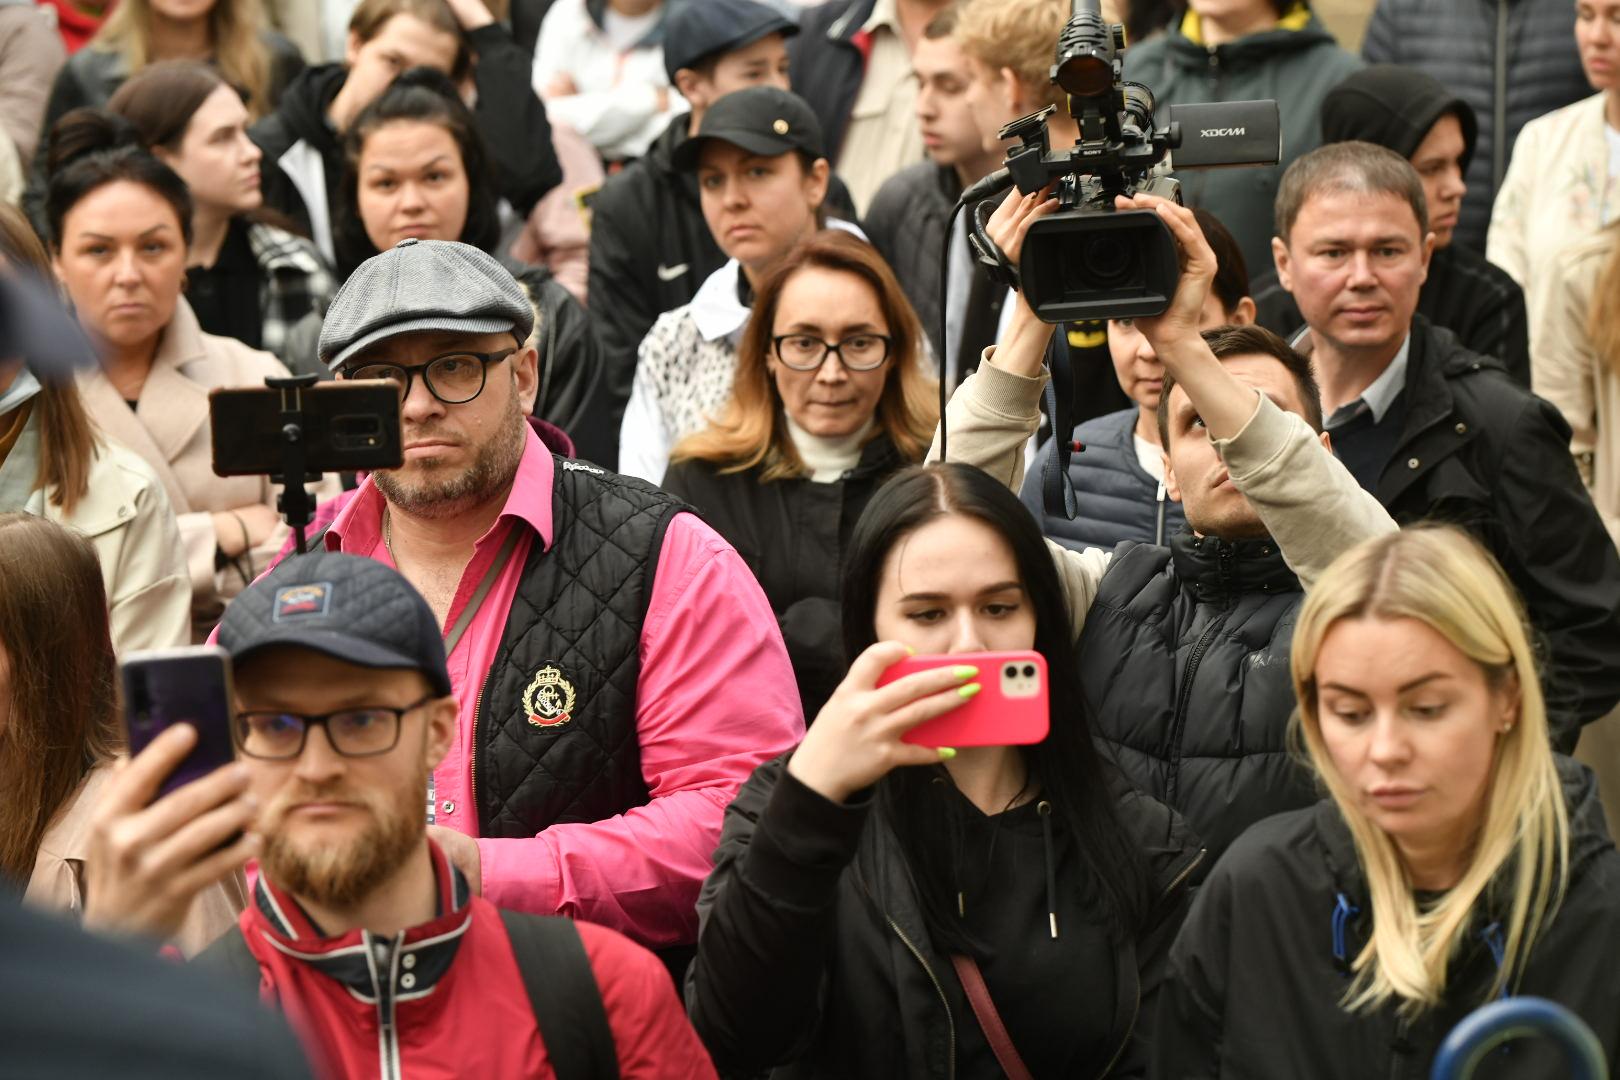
[2,0,1620,1077]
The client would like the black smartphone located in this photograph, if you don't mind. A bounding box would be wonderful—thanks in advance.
[209,380,403,477]
[120,646,238,800]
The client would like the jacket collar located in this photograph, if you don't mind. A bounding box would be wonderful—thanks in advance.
[1169,530,1300,608]
[1168,4,1334,61]
[246,840,474,1002]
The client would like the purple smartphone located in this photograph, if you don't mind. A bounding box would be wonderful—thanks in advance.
[120,646,238,799]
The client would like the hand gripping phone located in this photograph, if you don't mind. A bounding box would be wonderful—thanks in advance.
[120,646,238,799]
[877,650,1050,748]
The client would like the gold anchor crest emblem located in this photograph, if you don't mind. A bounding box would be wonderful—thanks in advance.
[523,665,577,728]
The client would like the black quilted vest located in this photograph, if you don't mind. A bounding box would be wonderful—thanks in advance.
[474,457,686,839]
[1079,532,1315,862]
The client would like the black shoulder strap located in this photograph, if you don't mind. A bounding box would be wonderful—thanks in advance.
[499,910,620,1080]
[194,925,263,993]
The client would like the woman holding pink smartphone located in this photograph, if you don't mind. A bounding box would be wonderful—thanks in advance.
[686,462,1203,1079]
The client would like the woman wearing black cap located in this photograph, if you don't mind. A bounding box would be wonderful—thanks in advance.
[618,84,842,484]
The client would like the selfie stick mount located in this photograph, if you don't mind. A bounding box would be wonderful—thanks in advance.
[264,373,322,554]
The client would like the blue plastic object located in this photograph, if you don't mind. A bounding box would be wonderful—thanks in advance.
[1430,997,1608,1080]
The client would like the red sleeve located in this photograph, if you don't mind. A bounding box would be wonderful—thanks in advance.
[576,921,719,1080]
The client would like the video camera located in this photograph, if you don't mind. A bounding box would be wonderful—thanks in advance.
[969,0,1282,323]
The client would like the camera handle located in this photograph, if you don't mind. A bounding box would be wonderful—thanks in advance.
[263,372,321,555]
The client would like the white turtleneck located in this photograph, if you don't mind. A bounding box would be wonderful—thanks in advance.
[785,414,874,483]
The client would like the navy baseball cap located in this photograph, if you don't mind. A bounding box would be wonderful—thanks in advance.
[219,552,452,697]
[672,85,824,171]
[663,0,798,84]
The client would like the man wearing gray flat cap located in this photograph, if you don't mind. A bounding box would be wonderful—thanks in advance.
[313,237,803,963]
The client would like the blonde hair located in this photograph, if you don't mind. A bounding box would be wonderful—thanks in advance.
[954,0,1069,112]
[93,0,273,120]
[671,230,939,482]
[1588,224,1620,374]
[1291,526,1569,1017]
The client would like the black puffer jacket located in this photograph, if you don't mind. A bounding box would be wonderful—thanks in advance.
[1362,0,1591,254]
[1155,758,1620,1078]
[661,436,910,720]
[1252,244,1530,386]
[1348,317,1620,750]
[1080,531,1316,863]
[1020,408,1187,552]
[516,266,601,441]
[688,756,1205,1079]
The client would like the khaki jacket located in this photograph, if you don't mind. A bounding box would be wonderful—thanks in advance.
[0,410,190,652]
[77,297,338,640]
[1531,229,1620,547]
[930,359,1399,640]
[24,764,247,958]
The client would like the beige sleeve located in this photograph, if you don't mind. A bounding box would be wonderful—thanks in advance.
[927,357,1113,642]
[1214,393,1398,590]
[106,479,191,652]
[22,852,85,915]
[1486,125,1535,289]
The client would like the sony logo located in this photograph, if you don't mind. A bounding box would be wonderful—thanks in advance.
[1200,127,1246,137]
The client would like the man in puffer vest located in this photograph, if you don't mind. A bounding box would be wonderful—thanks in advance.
[937,189,1398,862]
[285,238,803,956]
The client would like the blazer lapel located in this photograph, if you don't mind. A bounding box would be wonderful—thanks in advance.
[138,300,212,468]
[76,366,195,516]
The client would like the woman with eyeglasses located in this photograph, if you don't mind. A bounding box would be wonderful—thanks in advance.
[663,230,937,720]
[4,512,244,955]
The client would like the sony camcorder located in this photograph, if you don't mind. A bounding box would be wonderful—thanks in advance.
[971,0,1282,323]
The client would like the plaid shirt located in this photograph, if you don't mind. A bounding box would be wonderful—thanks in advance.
[247,221,335,371]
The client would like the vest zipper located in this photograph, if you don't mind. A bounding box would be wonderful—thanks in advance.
[1165,617,1226,805]
[1154,482,1167,546]
[469,682,486,824]
[884,913,956,1080]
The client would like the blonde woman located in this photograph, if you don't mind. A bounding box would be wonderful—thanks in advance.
[1155,526,1620,1078]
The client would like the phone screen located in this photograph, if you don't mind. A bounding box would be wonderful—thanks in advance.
[120,647,238,799]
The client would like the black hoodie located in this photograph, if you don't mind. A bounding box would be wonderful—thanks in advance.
[249,24,561,266]
[1154,758,1620,1079]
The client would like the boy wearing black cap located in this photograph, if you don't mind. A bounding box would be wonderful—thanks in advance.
[82,552,720,1079]
[1251,65,1530,385]
[585,0,859,468]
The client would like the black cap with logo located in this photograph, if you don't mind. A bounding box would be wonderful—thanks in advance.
[672,85,825,172]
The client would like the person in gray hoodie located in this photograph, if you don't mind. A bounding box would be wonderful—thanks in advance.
[1122,0,1361,275]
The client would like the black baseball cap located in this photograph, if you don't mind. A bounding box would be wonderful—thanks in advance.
[673,85,825,172]
[218,552,452,697]
[663,0,798,84]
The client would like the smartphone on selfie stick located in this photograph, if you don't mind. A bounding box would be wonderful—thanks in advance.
[877,650,1050,748]
[121,646,238,800]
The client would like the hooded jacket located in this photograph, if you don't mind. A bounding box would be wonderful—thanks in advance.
[1121,7,1362,276]
[688,755,1205,1079]
[1363,0,1592,254]
[250,23,561,266]
[1155,759,1620,1078]
[787,0,872,165]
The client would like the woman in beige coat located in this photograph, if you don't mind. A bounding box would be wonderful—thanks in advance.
[2,513,243,957]
[45,108,334,639]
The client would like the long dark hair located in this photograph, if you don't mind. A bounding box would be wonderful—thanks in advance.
[842,464,1152,953]
[0,513,120,884]
[44,108,194,252]
[335,67,499,276]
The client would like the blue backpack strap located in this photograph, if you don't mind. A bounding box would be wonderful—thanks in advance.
[498,910,620,1080]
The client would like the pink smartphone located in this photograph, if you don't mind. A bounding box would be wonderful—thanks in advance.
[877,650,1050,748]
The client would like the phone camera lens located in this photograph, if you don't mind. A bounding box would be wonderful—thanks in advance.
[1022,665,1036,678]
[1005,664,1017,676]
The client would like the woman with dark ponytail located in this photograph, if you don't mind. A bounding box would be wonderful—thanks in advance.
[687,462,1204,1079]
[44,107,337,641]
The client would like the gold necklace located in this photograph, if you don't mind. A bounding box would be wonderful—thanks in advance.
[383,508,397,564]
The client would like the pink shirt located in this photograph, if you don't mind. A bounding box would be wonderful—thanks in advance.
[322,426,803,946]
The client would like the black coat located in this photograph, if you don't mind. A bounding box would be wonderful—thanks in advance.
[1080,531,1316,863]
[787,0,873,163]
[1359,317,1620,749]
[1252,244,1531,387]
[662,436,909,720]
[517,265,602,441]
[1154,759,1620,1079]
[687,755,1205,1079]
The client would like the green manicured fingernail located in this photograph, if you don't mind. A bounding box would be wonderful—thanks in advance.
[938,747,957,761]
[958,682,982,700]
[952,665,979,680]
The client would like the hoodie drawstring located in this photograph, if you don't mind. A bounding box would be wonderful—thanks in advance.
[1332,893,1360,972]
[1038,800,1058,939]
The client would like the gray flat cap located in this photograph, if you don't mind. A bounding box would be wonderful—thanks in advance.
[319,238,535,371]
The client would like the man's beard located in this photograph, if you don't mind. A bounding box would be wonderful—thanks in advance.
[257,755,427,912]
[373,390,525,520]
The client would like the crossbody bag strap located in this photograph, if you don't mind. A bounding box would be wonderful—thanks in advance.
[442,525,524,656]
[950,954,1034,1080]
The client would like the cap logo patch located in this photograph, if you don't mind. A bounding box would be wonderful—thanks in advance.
[273,582,333,621]
[524,664,577,728]
[773,119,790,135]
